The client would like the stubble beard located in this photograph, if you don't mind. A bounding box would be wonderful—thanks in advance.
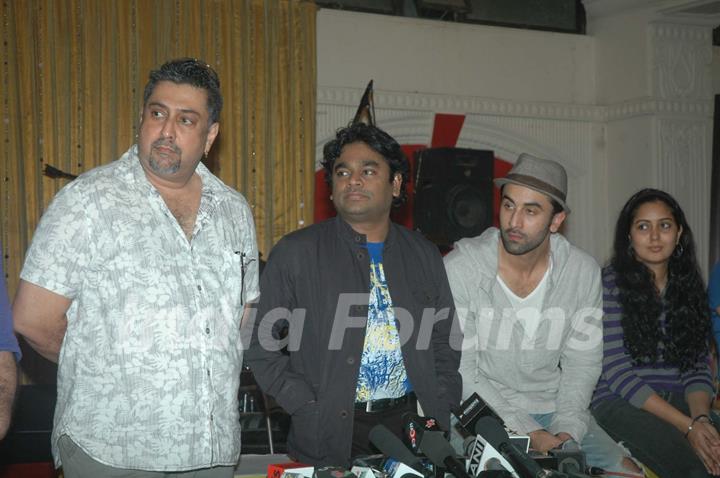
[147,139,182,175]
[500,226,551,256]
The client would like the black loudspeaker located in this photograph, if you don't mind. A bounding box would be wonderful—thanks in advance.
[413,148,494,247]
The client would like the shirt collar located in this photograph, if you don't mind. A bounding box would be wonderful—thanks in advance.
[127,144,224,208]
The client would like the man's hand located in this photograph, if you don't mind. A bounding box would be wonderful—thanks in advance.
[528,429,563,453]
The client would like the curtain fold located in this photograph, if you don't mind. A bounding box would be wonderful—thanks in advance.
[0,0,316,381]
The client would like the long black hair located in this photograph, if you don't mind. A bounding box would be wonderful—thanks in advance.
[611,188,709,371]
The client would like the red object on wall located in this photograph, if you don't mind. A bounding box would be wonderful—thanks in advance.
[431,114,465,148]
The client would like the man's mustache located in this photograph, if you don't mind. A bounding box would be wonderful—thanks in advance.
[503,228,525,238]
[151,139,181,154]
[344,188,371,198]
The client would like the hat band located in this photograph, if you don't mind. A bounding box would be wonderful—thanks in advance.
[505,173,566,202]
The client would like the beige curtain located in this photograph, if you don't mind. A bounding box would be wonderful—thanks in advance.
[0,0,316,381]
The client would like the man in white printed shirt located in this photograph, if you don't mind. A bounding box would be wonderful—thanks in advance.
[13,58,259,477]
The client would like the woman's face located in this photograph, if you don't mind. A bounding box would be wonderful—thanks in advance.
[629,200,683,269]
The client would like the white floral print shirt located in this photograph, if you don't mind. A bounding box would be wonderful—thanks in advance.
[21,145,259,471]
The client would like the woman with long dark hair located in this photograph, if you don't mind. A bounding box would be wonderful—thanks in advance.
[591,188,720,477]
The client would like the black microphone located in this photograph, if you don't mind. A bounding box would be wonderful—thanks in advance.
[369,424,423,466]
[452,392,504,435]
[475,417,553,478]
[418,430,473,478]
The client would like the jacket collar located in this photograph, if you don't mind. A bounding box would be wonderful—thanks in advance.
[333,215,398,249]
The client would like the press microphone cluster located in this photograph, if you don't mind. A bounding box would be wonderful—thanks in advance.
[452,394,593,478]
[468,417,588,478]
[369,420,472,478]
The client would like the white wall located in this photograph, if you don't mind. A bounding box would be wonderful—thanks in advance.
[589,9,653,104]
[317,9,595,104]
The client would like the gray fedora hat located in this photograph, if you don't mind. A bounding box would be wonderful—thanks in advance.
[494,153,570,213]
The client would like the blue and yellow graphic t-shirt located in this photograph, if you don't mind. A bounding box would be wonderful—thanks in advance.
[355,242,412,402]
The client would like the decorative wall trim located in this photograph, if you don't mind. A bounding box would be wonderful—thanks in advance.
[318,86,606,122]
[650,22,713,101]
[605,97,713,121]
[318,87,713,124]
[656,117,711,272]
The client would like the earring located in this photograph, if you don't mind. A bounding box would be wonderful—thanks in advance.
[627,243,635,257]
[673,243,684,258]
[203,151,208,160]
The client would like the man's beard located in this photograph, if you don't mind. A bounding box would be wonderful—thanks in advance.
[500,224,551,256]
[148,140,182,175]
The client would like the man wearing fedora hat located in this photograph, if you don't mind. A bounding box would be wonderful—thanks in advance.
[444,153,641,474]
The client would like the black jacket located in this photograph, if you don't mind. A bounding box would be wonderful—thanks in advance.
[245,216,462,466]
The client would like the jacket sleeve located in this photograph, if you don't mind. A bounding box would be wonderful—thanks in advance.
[549,265,603,441]
[430,247,463,425]
[444,249,543,436]
[244,237,316,415]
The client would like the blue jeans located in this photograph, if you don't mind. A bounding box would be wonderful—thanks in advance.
[531,412,631,474]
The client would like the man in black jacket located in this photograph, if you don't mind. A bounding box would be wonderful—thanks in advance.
[246,123,462,466]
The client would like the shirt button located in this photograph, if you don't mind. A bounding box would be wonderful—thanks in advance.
[197,285,202,292]
[347,357,355,365]
[356,252,364,260]
[205,327,211,335]
[206,369,210,376]
[354,236,361,243]
[340,410,348,419]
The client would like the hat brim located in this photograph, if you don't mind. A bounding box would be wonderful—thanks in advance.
[494,177,571,214]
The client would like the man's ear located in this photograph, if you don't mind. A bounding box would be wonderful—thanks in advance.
[549,211,567,233]
[392,173,402,197]
[205,122,220,152]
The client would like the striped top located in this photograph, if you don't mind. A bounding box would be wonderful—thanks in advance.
[591,266,713,409]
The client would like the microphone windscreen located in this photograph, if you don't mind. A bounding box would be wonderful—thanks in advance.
[417,430,455,465]
[474,417,510,449]
[369,424,421,465]
[485,457,505,471]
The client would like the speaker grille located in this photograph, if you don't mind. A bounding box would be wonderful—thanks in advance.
[414,148,494,247]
